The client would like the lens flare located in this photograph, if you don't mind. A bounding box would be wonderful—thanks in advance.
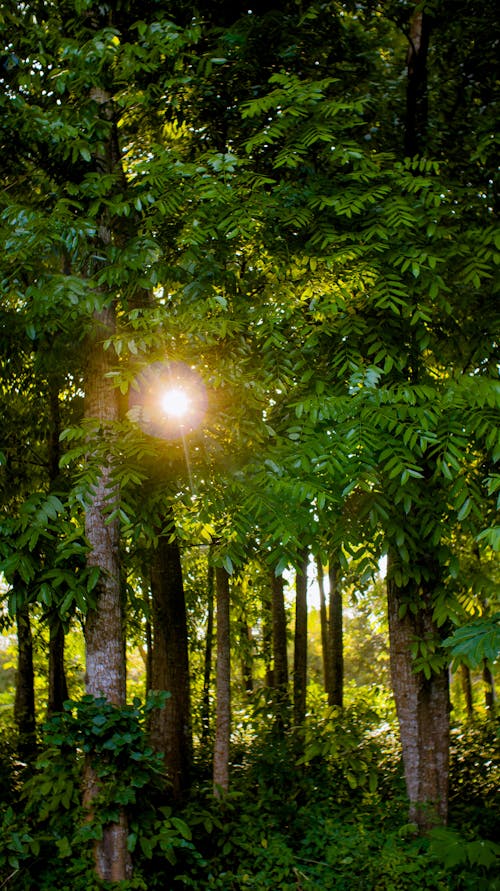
[160,387,191,419]
[128,361,207,440]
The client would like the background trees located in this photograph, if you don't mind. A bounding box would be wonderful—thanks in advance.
[0,0,498,887]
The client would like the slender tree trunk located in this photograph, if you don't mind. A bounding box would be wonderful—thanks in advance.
[201,560,215,746]
[145,612,153,698]
[483,660,495,713]
[316,560,331,693]
[239,615,254,694]
[47,375,68,716]
[15,602,37,762]
[149,509,192,802]
[262,583,273,687]
[271,571,290,699]
[293,549,308,731]
[459,664,474,720]
[83,305,131,882]
[213,566,231,796]
[270,571,290,730]
[327,561,343,708]
[387,553,449,830]
[404,6,431,156]
[47,620,69,716]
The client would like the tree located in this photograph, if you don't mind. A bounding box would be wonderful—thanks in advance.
[293,550,309,732]
[149,506,192,802]
[213,565,231,796]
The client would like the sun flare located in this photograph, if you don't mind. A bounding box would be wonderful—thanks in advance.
[160,387,191,419]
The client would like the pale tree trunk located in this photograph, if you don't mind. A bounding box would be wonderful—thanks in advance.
[15,602,37,763]
[387,554,449,831]
[149,509,192,802]
[316,560,331,693]
[83,305,131,882]
[213,566,231,796]
[327,561,343,708]
[293,549,308,731]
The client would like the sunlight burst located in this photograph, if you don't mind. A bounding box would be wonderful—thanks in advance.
[160,387,191,419]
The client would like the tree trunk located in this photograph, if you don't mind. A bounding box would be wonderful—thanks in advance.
[83,305,131,882]
[47,619,69,716]
[459,663,474,720]
[387,556,449,830]
[262,582,273,687]
[201,560,215,746]
[145,612,153,698]
[149,509,192,802]
[14,602,37,763]
[293,549,308,731]
[404,6,431,157]
[483,660,495,713]
[316,560,331,693]
[47,375,69,716]
[271,571,289,704]
[239,616,254,694]
[327,561,343,708]
[213,566,231,796]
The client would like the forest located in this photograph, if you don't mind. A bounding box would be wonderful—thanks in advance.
[0,0,499,888]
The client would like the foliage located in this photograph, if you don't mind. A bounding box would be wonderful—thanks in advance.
[0,689,498,889]
[443,615,500,670]
[0,692,201,890]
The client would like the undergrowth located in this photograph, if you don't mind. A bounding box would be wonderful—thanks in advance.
[0,695,498,890]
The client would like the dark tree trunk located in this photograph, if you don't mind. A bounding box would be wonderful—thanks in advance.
[262,582,273,687]
[47,377,68,716]
[83,304,131,882]
[293,549,308,731]
[271,572,289,688]
[459,663,474,720]
[270,571,290,728]
[316,560,331,693]
[483,660,495,713]
[14,602,37,762]
[145,612,153,698]
[213,566,231,796]
[327,561,343,708]
[201,560,215,746]
[47,620,69,716]
[404,6,431,156]
[387,554,449,830]
[239,615,254,694]
[149,509,192,802]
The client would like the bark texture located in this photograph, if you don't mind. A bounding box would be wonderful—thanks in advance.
[213,566,231,796]
[387,560,450,830]
[149,512,192,802]
[83,305,131,882]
